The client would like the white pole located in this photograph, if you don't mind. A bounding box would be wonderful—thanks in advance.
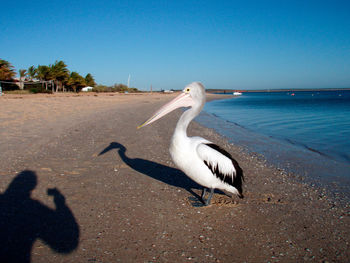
[0,83,2,96]
[127,74,131,88]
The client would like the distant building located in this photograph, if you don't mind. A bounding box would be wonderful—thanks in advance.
[81,86,93,92]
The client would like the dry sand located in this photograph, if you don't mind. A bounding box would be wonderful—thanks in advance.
[0,92,349,262]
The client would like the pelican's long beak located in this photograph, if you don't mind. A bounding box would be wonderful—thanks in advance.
[138,92,194,129]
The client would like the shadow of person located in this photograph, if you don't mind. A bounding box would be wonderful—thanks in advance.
[99,142,202,199]
[0,170,79,263]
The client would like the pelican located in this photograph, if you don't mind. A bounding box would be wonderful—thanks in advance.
[138,82,244,205]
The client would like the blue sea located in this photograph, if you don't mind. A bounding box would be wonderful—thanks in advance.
[196,90,350,200]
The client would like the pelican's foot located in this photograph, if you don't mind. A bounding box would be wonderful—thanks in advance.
[188,196,205,207]
[201,188,214,206]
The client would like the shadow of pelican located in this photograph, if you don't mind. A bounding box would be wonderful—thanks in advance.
[99,142,201,199]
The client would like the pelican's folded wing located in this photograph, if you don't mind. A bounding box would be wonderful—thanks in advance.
[196,143,244,196]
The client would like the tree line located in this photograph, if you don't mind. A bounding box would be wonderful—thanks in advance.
[0,59,96,92]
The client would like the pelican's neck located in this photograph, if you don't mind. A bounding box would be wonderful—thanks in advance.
[174,105,201,139]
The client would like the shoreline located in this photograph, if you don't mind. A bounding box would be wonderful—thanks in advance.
[201,93,350,207]
[207,88,350,93]
[0,92,349,262]
[197,106,350,207]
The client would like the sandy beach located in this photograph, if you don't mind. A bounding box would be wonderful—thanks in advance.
[0,92,349,262]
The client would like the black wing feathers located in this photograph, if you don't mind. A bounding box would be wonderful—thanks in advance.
[204,143,244,198]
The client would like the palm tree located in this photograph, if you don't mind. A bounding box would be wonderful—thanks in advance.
[67,72,86,92]
[50,60,69,92]
[36,65,53,90]
[19,69,27,79]
[0,59,16,80]
[18,69,27,90]
[36,65,51,80]
[27,66,37,81]
[85,73,96,87]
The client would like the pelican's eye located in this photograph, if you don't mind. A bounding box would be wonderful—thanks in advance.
[185,88,190,93]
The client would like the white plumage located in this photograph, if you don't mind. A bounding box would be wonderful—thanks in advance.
[139,82,244,205]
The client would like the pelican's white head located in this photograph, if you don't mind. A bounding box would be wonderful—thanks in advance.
[138,82,206,128]
[183,82,206,106]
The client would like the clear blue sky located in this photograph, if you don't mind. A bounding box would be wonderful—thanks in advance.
[1,0,350,90]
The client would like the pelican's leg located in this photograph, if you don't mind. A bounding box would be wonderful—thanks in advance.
[204,188,214,206]
[201,187,207,201]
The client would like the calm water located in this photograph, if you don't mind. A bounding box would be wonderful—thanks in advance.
[196,90,350,198]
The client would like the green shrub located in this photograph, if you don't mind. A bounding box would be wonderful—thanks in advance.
[92,84,139,93]
[29,87,53,94]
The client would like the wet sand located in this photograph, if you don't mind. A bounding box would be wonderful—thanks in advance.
[0,92,349,262]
